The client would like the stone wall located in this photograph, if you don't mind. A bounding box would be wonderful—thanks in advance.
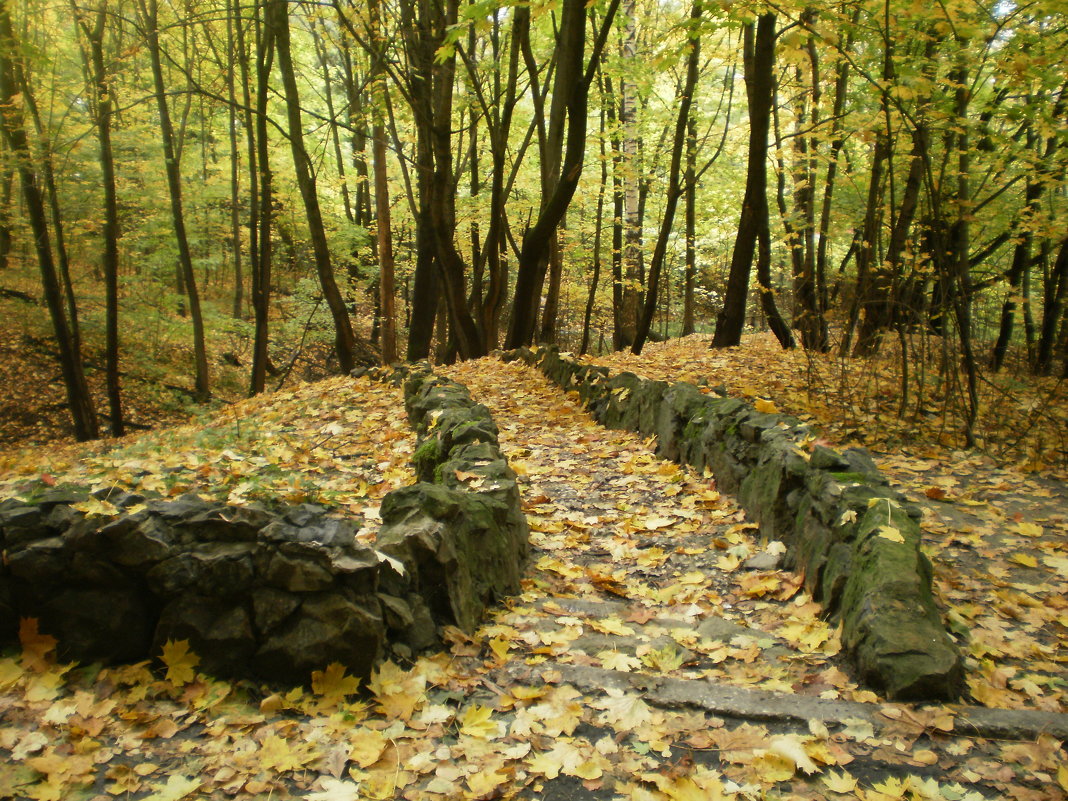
[0,369,527,685]
[508,346,963,701]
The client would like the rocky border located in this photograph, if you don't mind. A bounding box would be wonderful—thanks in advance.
[506,345,963,701]
[0,369,527,685]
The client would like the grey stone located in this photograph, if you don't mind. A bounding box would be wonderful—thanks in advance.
[155,594,256,677]
[255,593,385,683]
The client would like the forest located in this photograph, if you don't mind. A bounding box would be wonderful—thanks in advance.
[0,0,1065,450]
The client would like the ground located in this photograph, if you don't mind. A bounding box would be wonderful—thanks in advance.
[0,333,1065,801]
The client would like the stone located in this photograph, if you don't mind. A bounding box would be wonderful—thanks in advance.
[260,545,336,592]
[155,594,256,677]
[251,586,301,634]
[742,552,782,571]
[146,543,257,598]
[36,585,153,664]
[255,593,385,683]
[104,515,178,567]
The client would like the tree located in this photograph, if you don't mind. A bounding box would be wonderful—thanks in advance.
[631,0,701,354]
[271,0,360,373]
[0,1,98,440]
[136,0,210,401]
[712,13,792,350]
[505,0,621,349]
[71,0,124,435]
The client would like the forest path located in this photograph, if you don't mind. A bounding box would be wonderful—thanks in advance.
[439,357,852,702]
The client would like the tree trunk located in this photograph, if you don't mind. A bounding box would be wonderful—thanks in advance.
[140,0,210,401]
[226,0,243,318]
[681,114,696,336]
[0,6,98,439]
[249,0,274,395]
[373,124,397,364]
[618,0,641,349]
[74,0,123,436]
[712,14,777,349]
[632,0,701,354]
[1035,237,1068,375]
[271,0,357,373]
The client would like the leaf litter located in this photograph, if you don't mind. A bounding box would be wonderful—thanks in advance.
[0,351,1065,800]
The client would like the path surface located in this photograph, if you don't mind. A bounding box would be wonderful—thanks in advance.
[437,358,1066,801]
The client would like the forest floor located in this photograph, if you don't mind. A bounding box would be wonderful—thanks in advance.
[0,339,1063,801]
[0,335,1066,801]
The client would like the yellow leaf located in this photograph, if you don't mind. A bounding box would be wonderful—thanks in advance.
[159,640,199,686]
[140,775,201,801]
[488,637,512,662]
[1057,763,1068,792]
[459,704,501,739]
[822,769,858,793]
[19,618,56,671]
[768,735,821,775]
[305,777,362,801]
[311,662,361,699]
[0,657,23,689]
[1044,555,1068,576]
[640,645,685,673]
[569,759,603,780]
[466,768,508,797]
[347,727,389,768]
[641,515,675,530]
[1014,521,1043,537]
[753,398,779,414]
[589,617,634,636]
[877,526,905,543]
[597,650,641,672]
[1008,552,1038,568]
[258,734,308,773]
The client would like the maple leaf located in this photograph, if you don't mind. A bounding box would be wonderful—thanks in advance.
[597,650,641,672]
[459,704,502,740]
[591,688,653,731]
[259,733,313,773]
[822,769,858,793]
[311,662,361,699]
[304,777,362,801]
[18,618,56,671]
[159,639,199,686]
[348,727,389,768]
[876,525,905,543]
[140,774,201,801]
[767,734,821,775]
[640,644,685,673]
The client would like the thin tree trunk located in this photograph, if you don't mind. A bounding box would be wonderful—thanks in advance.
[0,6,98,439]
[249,0,273,395]
[373,123,397,364]
[712,14,777,349]
[632,0,701,354]
[140,0,209,401]
[226,0,243,318]
[681,114,696,336]
[271,0,357,372]
[1035,237,1068,375]
[74,0,123,435]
